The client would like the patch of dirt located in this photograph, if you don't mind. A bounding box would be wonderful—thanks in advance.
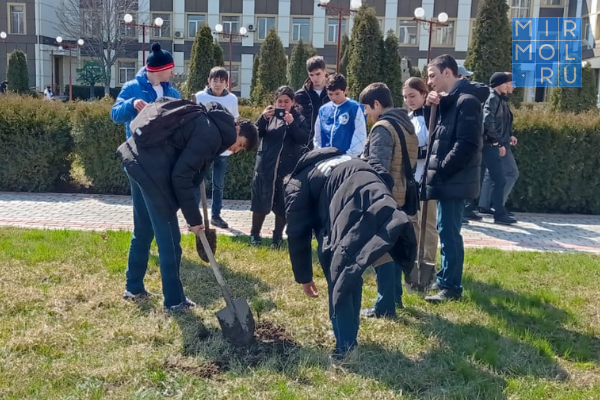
[178,320,300,379]
[163,358,225,380]
[216,320,299,370]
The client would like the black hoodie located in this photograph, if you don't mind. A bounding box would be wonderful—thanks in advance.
[117,102,237,226]
[424,78,490,200]
[295,78,330,149]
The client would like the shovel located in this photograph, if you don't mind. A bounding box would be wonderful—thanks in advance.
[195,181,217,263]
[411,103,438,292]
[195,229,256,346]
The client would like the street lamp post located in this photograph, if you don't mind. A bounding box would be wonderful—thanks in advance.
[213,24,248,89]
[413,7,449,65]
[123,14,164,65]
[56,36,84,101]
[317,0,362,72]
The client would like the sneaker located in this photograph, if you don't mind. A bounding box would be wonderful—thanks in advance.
[425,289,462,304]
[478,207,495,215]
[464,209,483,221]
[210,215,229,229]
[270,237,283,249]
[330,345,358,364]
[164,298,196,312]
[494,214,517,225]
[123,290,154,301]
[250,234,261,246]
[360,307,396,319]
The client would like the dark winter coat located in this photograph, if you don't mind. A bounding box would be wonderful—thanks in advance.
[251,108,310,217]
[424,79,490,200]
[295,78,330,150]
[483,88,511,146]
[284,148,417,309]
[117,102,237,226]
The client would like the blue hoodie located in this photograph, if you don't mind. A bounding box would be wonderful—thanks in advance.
[111,67,181,138]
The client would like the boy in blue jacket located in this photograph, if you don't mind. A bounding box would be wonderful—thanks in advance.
[313,73,367,157]
[111,43,193,311]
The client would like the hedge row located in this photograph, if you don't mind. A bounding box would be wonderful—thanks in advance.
[1,94,599,214]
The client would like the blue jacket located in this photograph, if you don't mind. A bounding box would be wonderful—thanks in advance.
[111,67,181,138]
[313,98,367,157]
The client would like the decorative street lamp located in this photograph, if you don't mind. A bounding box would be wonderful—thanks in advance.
[318,0,362,72]
[413,7,449,65]
[0,31,6,40]
[213,24,248,90]
[56,36,84,101]
[123,13,164,65]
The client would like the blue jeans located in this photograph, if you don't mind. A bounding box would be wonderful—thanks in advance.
[327,275,363,355]
[374,261,403,316]
[436,199,465,295]
[211,155,229,218]
[502,147,519,204]
[478,145,508,217]
[480,147,520,207]
[125,172,186,307]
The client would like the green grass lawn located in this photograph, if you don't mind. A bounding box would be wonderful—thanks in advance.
[0,228,599,400]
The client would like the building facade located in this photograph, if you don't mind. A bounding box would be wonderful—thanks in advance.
[0,0,595,103]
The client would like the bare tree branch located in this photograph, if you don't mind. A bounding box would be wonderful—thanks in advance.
[56,0,147,92]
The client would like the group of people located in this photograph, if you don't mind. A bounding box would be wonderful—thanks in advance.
[110,42,519,361]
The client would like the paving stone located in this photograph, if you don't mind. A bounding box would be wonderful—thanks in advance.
[1,192,599,254]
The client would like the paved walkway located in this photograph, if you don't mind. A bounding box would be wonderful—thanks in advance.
[1,192,599,254]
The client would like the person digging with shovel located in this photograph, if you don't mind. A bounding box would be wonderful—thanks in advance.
[284,148,417,361]
[116,99,258,312]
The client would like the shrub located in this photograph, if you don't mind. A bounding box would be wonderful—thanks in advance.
[347,6,383,99]
[510,109,600,214]
[7,51,30,94]
[71,97,130,194]
[254,28,287,105]
[0,95,72,191]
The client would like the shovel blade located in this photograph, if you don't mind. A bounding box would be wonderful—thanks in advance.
[216,298,256,347]
[406,261,437,292]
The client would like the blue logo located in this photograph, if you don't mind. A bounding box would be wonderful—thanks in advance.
[512,18,582,87]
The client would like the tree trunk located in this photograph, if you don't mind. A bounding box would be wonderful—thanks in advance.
[90,85,95,100]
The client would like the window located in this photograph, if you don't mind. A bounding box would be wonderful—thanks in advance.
[327,18,347,43]
[432,21,455,47]
[119,12,136,37]
[398,20,418,45]
[187,14,206,38]
[256,16,275,41]
[9,3,25,34]
[119,61,136,84]
[152,13,171,37]
[292,17,311,42]
[510,0,531,19]
[229,64,241,91]
[222,15,240,33]
[583,17,594,48]
[541,0,562,5]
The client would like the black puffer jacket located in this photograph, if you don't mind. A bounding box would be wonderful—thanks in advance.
[251,108,309,216]
[295,78,330,150]
[284,148,417,308]
[117,102,237,226]
[483,88,510,146]
[425,79,490,200]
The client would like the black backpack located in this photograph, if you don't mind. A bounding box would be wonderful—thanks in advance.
[129,97,206,147]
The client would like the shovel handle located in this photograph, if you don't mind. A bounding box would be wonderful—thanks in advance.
[417,104,437,277]
[197,230,236,308]
[200,181,210,231]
